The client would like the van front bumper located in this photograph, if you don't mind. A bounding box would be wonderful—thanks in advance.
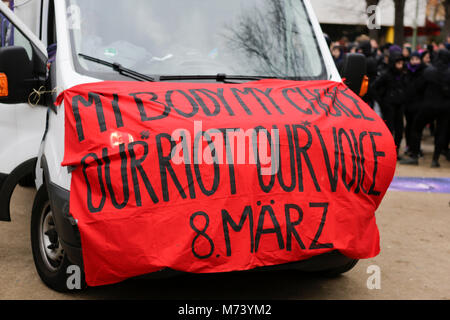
[48,183,356,280]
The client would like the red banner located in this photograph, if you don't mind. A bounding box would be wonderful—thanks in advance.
[57,79,396,286]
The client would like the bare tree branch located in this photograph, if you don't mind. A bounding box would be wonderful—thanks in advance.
[224,0,309,77]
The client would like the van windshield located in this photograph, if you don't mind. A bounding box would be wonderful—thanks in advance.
[66,0,326,81]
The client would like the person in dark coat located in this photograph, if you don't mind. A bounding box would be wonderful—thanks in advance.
[403,51,426,155]
[331,43,345,73]
[401,49,450,167]
[377,52,390,75]
[357,40,378,108]
[372,51,406,157]
[421,50,432,67]
[377,44,402,76]
[421,49,435,136]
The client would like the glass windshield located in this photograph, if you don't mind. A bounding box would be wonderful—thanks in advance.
[65,0,326,81]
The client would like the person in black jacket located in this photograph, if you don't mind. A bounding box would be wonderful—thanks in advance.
[372,51,406,157]
[421,50,432,67]
[401,49,450,167]
[377,43,391,75]
[403,51,426,155]
[357,40,378,108]
[331,42,345,73]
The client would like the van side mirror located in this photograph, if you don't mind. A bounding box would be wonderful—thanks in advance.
[0,46,46,104]
[341,53,367,96]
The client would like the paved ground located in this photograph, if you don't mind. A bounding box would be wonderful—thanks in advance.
[0,135,449,300]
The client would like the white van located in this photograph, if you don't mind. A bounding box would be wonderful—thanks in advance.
[0,0,368,291]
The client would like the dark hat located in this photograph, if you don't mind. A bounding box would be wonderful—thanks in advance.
[436,48,449,65]
[420,50,430,59]
[388,51,404,67]
[358,40,372,57]
[389,44,402,55]
[411,51,421,59]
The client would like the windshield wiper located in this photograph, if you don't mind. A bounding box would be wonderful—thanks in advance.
[158,74,274,83]
[78,53,155,82]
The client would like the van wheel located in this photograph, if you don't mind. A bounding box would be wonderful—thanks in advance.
[0,174,6,190]
[31,186,86,292]
[18,173,35,188]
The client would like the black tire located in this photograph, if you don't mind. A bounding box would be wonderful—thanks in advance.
[317,259,359,278]
[0,158,36,222]
[18,173,35,188]
[31,185,86,292]
[0,174,6,191]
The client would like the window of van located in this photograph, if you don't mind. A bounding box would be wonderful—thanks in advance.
[66,0,326,81]
[0,13,32,60]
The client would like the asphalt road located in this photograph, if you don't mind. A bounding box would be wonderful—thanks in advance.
[1,135,449,300]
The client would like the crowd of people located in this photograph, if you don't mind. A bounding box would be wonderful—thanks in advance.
[329,34,450,168]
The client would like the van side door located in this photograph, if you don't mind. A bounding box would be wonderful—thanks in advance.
[0,1,48,221]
